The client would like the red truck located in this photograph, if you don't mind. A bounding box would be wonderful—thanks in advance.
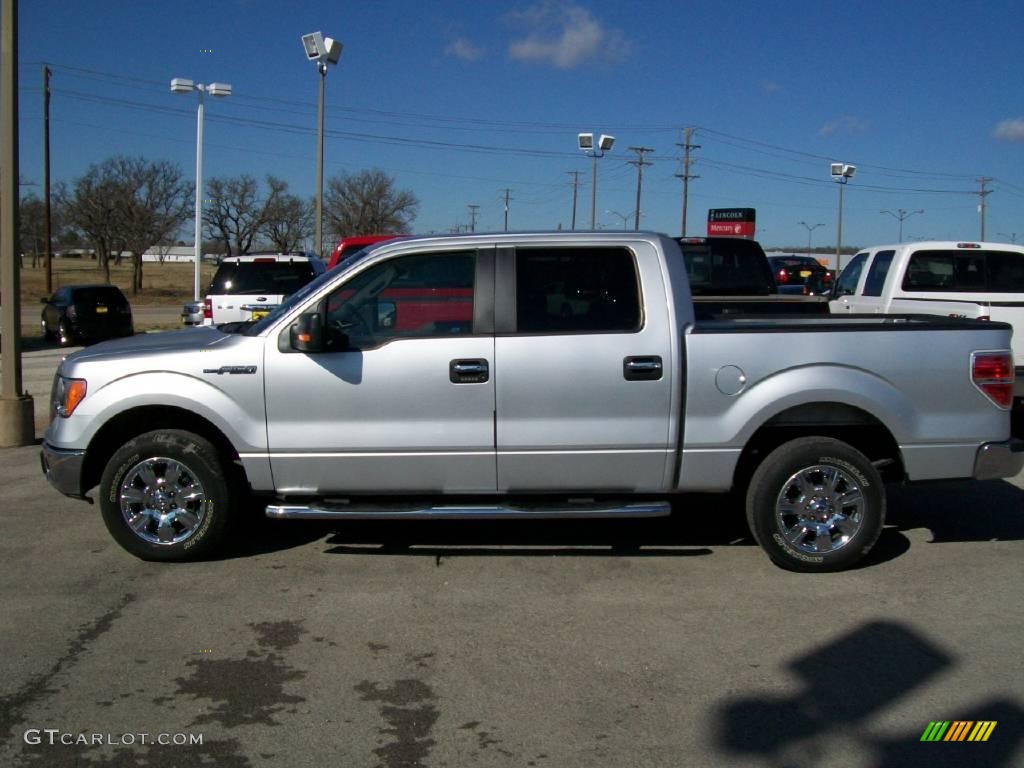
[327,234,404,270]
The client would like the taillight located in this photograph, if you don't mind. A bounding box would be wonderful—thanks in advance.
[824,271,834,282]
[776,269,789,284]
[203,298,212,319]
[972,351,1014,409]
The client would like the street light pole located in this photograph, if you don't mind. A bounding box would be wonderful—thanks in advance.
[301,31,342,258]
[172,78,231,301]
[578,132,614,230]
[830,163,857,270]
[193,87,204,301]
[316,62,325,258]
[799,221,824,259]
[880,208,924,243]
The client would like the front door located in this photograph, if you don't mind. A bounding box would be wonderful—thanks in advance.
[263,247,496,494]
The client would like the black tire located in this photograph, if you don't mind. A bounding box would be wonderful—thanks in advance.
[745,437,885,573]
[99,429,233,561]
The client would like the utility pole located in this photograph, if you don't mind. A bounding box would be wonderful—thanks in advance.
[467,204,479,233]
[566,171,580,231]
[502,188,512,232]
[627,147,654,231]
[42,64,52,294]
[976,177,993,241]
[1,0,35,446]
[675,127,700,237]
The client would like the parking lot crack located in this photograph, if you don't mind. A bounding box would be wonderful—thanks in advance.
[0,592,136,741]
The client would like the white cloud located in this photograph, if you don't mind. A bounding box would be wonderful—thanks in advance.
[507,2,630,70]
[993,118,1024,142]
[819,116,869,137]
[445,37,484,62]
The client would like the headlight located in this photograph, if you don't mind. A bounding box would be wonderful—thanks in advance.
[52,375,87,418]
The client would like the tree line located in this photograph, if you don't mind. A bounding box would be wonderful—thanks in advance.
[19,156,419,294]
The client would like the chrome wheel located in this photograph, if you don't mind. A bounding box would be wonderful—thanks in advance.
[774,464,864,555]
[118,456,207,546]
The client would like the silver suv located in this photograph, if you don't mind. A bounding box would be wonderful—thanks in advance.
[203,253,326,325]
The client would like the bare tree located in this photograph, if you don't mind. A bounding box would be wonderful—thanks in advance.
[57,165,122,283]
[108,157,192,293]
[202,175,266,257]
[324,169,418,238]
[261,176,313,253]
[19,194,46,268]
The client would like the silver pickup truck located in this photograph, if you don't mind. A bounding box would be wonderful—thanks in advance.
[41,232,1024,572]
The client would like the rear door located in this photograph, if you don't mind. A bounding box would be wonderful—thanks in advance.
[493,242,675,492]
[846,250,895,312]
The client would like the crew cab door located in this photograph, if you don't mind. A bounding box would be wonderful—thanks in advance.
[493,242,676,492]
[263,247,496,494]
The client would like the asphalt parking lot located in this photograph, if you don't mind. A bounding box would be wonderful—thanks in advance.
[1,347,1022,767]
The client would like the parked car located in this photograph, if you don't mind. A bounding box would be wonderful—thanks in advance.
[327,234,404,270]
[768,255,834,295]
[181,301,204,326]
[203,253,326,325]
[41,232,1022,572]
[40,285,133,346]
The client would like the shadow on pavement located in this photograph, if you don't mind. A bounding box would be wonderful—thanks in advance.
[221,477,1024,563]
[886,478,1024,543]
[715,620,1024,767]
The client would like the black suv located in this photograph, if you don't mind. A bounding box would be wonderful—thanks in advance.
[41,285,134,346]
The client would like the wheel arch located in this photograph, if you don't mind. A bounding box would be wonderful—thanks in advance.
[732,401,905,495]
[81,405,246,495]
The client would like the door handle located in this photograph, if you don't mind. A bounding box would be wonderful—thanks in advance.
[450,359,489,384]
[624,356,663,381]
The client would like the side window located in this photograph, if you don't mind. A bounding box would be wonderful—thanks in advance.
[986,251,1024,292]
[325,251,475,349]
[862,250,895,297]
[515,247,641,333]
[835,253,867,296]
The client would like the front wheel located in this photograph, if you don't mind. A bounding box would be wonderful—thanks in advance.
[745,437,885,572]
[99,430,233,561]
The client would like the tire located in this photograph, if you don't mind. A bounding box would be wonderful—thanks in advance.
[58,320,74,347]
[99,430,233,561]
[745,437,885,573]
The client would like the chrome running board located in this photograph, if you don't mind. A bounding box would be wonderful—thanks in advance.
[265,500,671,520]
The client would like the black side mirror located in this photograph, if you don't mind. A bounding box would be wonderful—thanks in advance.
[290,312,324,353]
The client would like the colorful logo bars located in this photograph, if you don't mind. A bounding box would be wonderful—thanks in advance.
[920,721,997,742]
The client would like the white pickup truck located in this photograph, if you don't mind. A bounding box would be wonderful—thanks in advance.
[830,240,1024,399]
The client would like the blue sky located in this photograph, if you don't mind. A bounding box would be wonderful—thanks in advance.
[14,0,1024,249]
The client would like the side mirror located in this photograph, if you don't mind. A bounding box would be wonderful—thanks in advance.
[290,312,324,353]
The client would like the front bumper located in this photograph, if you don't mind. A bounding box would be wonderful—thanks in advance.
[973,438,1024,481]
[40,441,87,499]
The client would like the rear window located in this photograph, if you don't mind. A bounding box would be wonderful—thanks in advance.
[72,287,127,306]
[209,261,318,295]
[902,249,1024,293]
[676,238,774,295]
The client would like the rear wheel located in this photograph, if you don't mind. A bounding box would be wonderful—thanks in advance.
[745,437,885,572]
[99,430,233,561]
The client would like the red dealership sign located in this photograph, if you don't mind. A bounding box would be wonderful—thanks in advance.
[707,208,756,238]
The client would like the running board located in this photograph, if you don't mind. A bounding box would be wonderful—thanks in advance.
[265,500,672,521]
